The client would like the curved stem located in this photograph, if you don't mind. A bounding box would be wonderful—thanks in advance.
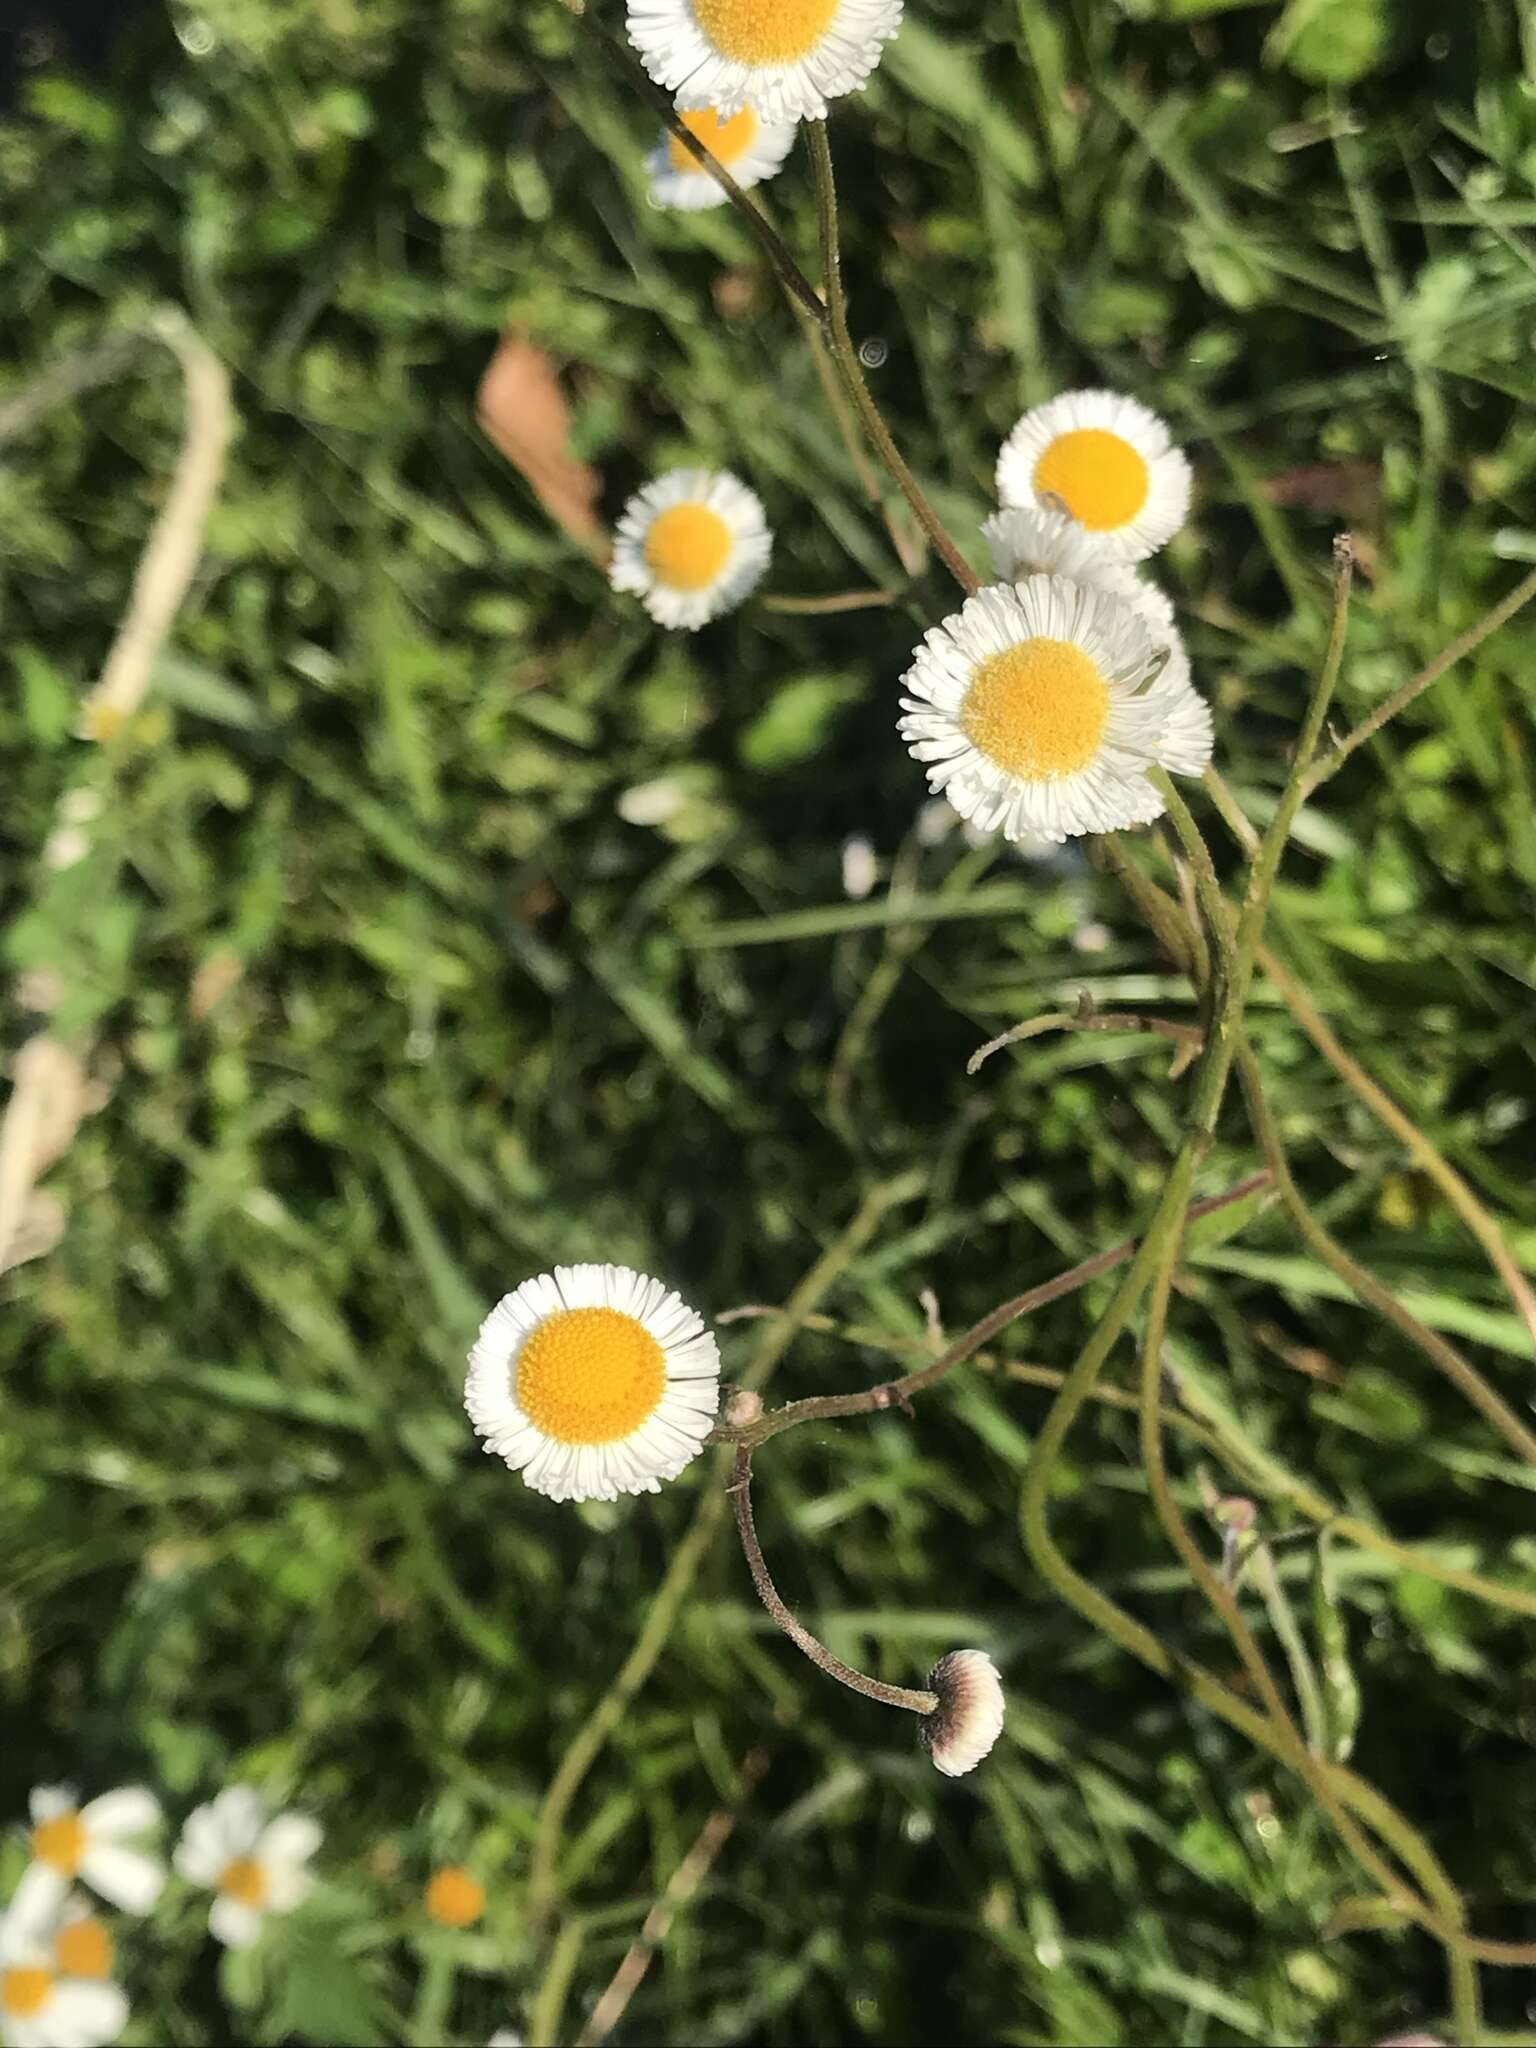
[806,121,979,596]
[730,1449,938,1715]
[720,1173,1272,1452]
[967,1007,1202,1078]
[1236,1041,1536,1466]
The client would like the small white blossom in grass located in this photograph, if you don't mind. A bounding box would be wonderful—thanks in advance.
[984,506,1213,779]
[919,1650,1006,1777]
[465,1265,721,1504]
[649,105,797,210]
[898,576,1179,846]
[23,1788,163,1916]
[840,835,878,900]
[610,470,771,632]
[488,2032,523,2046]
[628,0,902,125]
[174,1788,321,1949]
[997,391,1192,564]
[0,1879,127,2048]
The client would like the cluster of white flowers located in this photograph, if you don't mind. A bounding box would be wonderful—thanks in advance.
[2,1785,319,2048]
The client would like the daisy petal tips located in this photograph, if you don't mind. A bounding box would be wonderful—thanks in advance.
[610,470,772,631]
[897,575,1179,846]
[996,390,1191,563]
[649,105,798,211]
[627,0,903,126]
[465,1264,722,1503]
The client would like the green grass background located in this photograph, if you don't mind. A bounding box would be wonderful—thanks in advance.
[4,0,1536,2041]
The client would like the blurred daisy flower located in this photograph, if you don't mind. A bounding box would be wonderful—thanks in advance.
[22,1789,163,1916]
[920,1650,1005,1777]
[898,575,1195,845]
[649,105,797,210]
[174,1788,320,1949]
[465,1264,721,1503]
[610,470,771,631]
[0,1879,127,2048]
[627,0,902,125]
[997,391,1191,563]
[425,1867,484,1929]
[984,505,1212,777]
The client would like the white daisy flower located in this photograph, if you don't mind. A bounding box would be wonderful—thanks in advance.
[898,575,1179,846]
[649,104,798,211]
[465,1264,721,1504]
[996,390,1192,563]
[173,1788,321,1949]
[22,1789,163,1917]
[983,505,1213,777]
[610,469,772,631]
[627,0,903,125]
[0,1879,127,2048]
[920,1649,1005,1778]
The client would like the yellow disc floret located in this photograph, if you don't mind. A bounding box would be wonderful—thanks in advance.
[30,1811,86,1876]
[516,1307,667,1445]
[693,0,840,65]
[669,105,761,172]
[960,638,1110,782]
[54,1919,114,1981]
[1034,429,1150,532]
[426,1866,486,1928]
[644,503,734,592]
[1,1969,54,2019]
[218,1857,269,1909]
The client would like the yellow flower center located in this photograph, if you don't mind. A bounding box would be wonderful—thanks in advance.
[55,1919,114,1981]
[960,637,1110,782]
[426,1866,486,1928]
[692,0,840,65]
[1034,428,1150,532]
[30,1811,86,1875]
[644,503,734,592]
[218,1857,269,1909]
[516,1307,667,1446]
[2,1968,54,2019]
[668,105,761,172]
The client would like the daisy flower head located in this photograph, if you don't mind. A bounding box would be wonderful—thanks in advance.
[997,391,1192,563]
[23,1788,163,1916]
[610,470,771,631]
[920,1649,1005,1778]
[649,105,798,211]
[627,0,903,125]
[983,505,1212,778]
[464,1264,721,1504]
[173,1788,320,1949]
[0,1881,127,2048]
[897,575,1180,846]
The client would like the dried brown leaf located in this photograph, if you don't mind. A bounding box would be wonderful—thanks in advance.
[477,335,608,560]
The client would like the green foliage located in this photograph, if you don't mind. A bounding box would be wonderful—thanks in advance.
[3,2,1536,2044]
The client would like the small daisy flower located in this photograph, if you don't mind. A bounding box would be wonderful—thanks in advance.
[898,576,1178,846]
[173,1788,321,1950]
[920,1649,1005,1778]
[465,1264,721,1504]
[23,1789,163,1917]
[649,105,798,211]
[983,505,1213,777]
[0,1880,127,2048]
[627,0,903,125]
[996,391,1191,563]
[610,470,771,631]
[425,1867,484,1929]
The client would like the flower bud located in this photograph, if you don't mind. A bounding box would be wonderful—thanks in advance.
[920,1649,1005,1778]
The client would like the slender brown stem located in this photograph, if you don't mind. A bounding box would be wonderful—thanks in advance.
[806,121,980,596]
[730,1449,938,1714]
[761,589,901,615]
[553,1,824,322]
[1303,562,1536,796]
[718,1172,1273,1452]
[967,1007,1202,1077]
